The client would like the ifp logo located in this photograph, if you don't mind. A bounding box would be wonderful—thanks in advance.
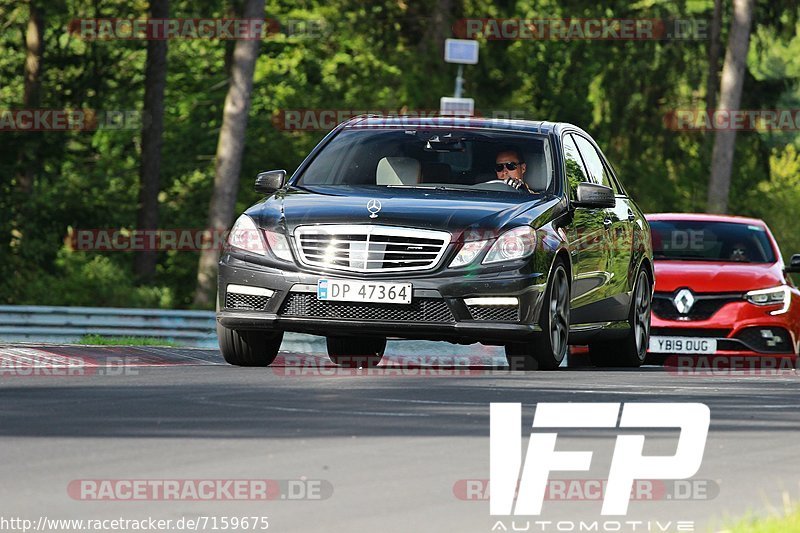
[490,403,710,516]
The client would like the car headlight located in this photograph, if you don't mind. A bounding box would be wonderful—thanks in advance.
[227,215,294,262]
[482,227,537,264]
[228,215,267,256]
[744,285,791,315]
[449,239,488,268]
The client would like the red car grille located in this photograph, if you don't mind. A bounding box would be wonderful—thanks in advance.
[652,293,742,321]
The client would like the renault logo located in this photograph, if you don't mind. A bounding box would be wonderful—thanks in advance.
[367,199,382,219]
[674,288,695,314]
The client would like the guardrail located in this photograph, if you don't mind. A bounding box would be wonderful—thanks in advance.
[0,306,548,365]
[0,305,217,347]
[0,307,512,359]
[0,305,329,352]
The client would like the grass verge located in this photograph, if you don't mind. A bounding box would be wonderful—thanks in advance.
[723,508,800,532]
[77,334,183,347]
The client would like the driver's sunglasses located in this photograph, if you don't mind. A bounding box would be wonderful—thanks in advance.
[495,162,520,172]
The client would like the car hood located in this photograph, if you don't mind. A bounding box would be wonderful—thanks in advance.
[653,260,784,293]
[248,186,558,236]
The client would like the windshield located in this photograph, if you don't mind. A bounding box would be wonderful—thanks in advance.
[295,129,555,194]
[650,220,776,263]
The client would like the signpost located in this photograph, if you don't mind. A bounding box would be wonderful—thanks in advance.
[439,96,474,117]
[442,39,479,115]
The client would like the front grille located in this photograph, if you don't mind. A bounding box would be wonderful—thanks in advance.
[652,293,741,321]
[279,293,455,323]
[225,292,270,311]
[294,225,450,273]
[467,305,520,322]
[734,327,793,353]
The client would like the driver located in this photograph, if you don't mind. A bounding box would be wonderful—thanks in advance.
[729,242,749,262]
[495,149,533,193]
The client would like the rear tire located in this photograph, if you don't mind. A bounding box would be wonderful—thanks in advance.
[589,268,652,368]
[505,260,570,371]
[326,336,386,368]
[217,322,283,367]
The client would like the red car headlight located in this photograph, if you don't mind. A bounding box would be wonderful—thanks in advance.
[744,285,791,315]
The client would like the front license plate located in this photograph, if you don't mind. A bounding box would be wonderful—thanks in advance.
[648,336,717,354]
[317,279,412,305]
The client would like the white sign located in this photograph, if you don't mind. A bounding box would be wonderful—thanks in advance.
[440,97,475,116]
[444,38,479,64]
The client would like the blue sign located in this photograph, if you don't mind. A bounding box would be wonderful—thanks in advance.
[444,39,479,65]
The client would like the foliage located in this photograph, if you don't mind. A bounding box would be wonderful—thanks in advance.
[725,506,800,533]
[1,0,799,308]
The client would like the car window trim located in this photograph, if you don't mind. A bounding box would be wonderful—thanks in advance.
[572,133,621,195]
[559,133,590,202]
[561,129,626,197]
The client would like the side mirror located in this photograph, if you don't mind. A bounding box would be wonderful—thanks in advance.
[254,170,287,195]
[573,182,615,208]
[786,254,800,273]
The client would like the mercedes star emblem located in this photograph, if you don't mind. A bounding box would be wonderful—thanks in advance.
[367,199,382,219]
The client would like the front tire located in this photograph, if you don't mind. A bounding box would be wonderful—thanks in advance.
[506,260,570,371]
[589,268,652,367]
[217,322,283,367]
[326,336,386,368]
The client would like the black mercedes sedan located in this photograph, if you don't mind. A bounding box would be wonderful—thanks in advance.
[216,116,653,370]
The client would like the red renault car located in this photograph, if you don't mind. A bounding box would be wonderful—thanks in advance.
[646,213,800,363]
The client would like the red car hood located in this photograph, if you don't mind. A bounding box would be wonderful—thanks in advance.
[653,261,783,293]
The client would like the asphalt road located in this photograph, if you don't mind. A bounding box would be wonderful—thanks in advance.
[0,342,797,533]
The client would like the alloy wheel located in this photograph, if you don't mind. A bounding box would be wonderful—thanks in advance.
[550,266,570,362]
[634,270,651,358]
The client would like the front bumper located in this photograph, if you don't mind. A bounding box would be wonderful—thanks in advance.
[216,253,548,344]
[649,300,799,357]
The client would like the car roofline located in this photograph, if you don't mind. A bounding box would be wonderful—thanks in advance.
[337,115,587,136]
[646,212,768,227]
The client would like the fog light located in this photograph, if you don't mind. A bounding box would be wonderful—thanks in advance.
[227,284,274,297]
[464,297,519,306]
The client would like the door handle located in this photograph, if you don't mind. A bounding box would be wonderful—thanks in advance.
[627,209,635,222]
[603,218,613,229]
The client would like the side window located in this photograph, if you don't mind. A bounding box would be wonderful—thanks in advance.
[574,135,616,191]
[562,134,588,200]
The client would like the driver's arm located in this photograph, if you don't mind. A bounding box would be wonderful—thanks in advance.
[503,178,535,193]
